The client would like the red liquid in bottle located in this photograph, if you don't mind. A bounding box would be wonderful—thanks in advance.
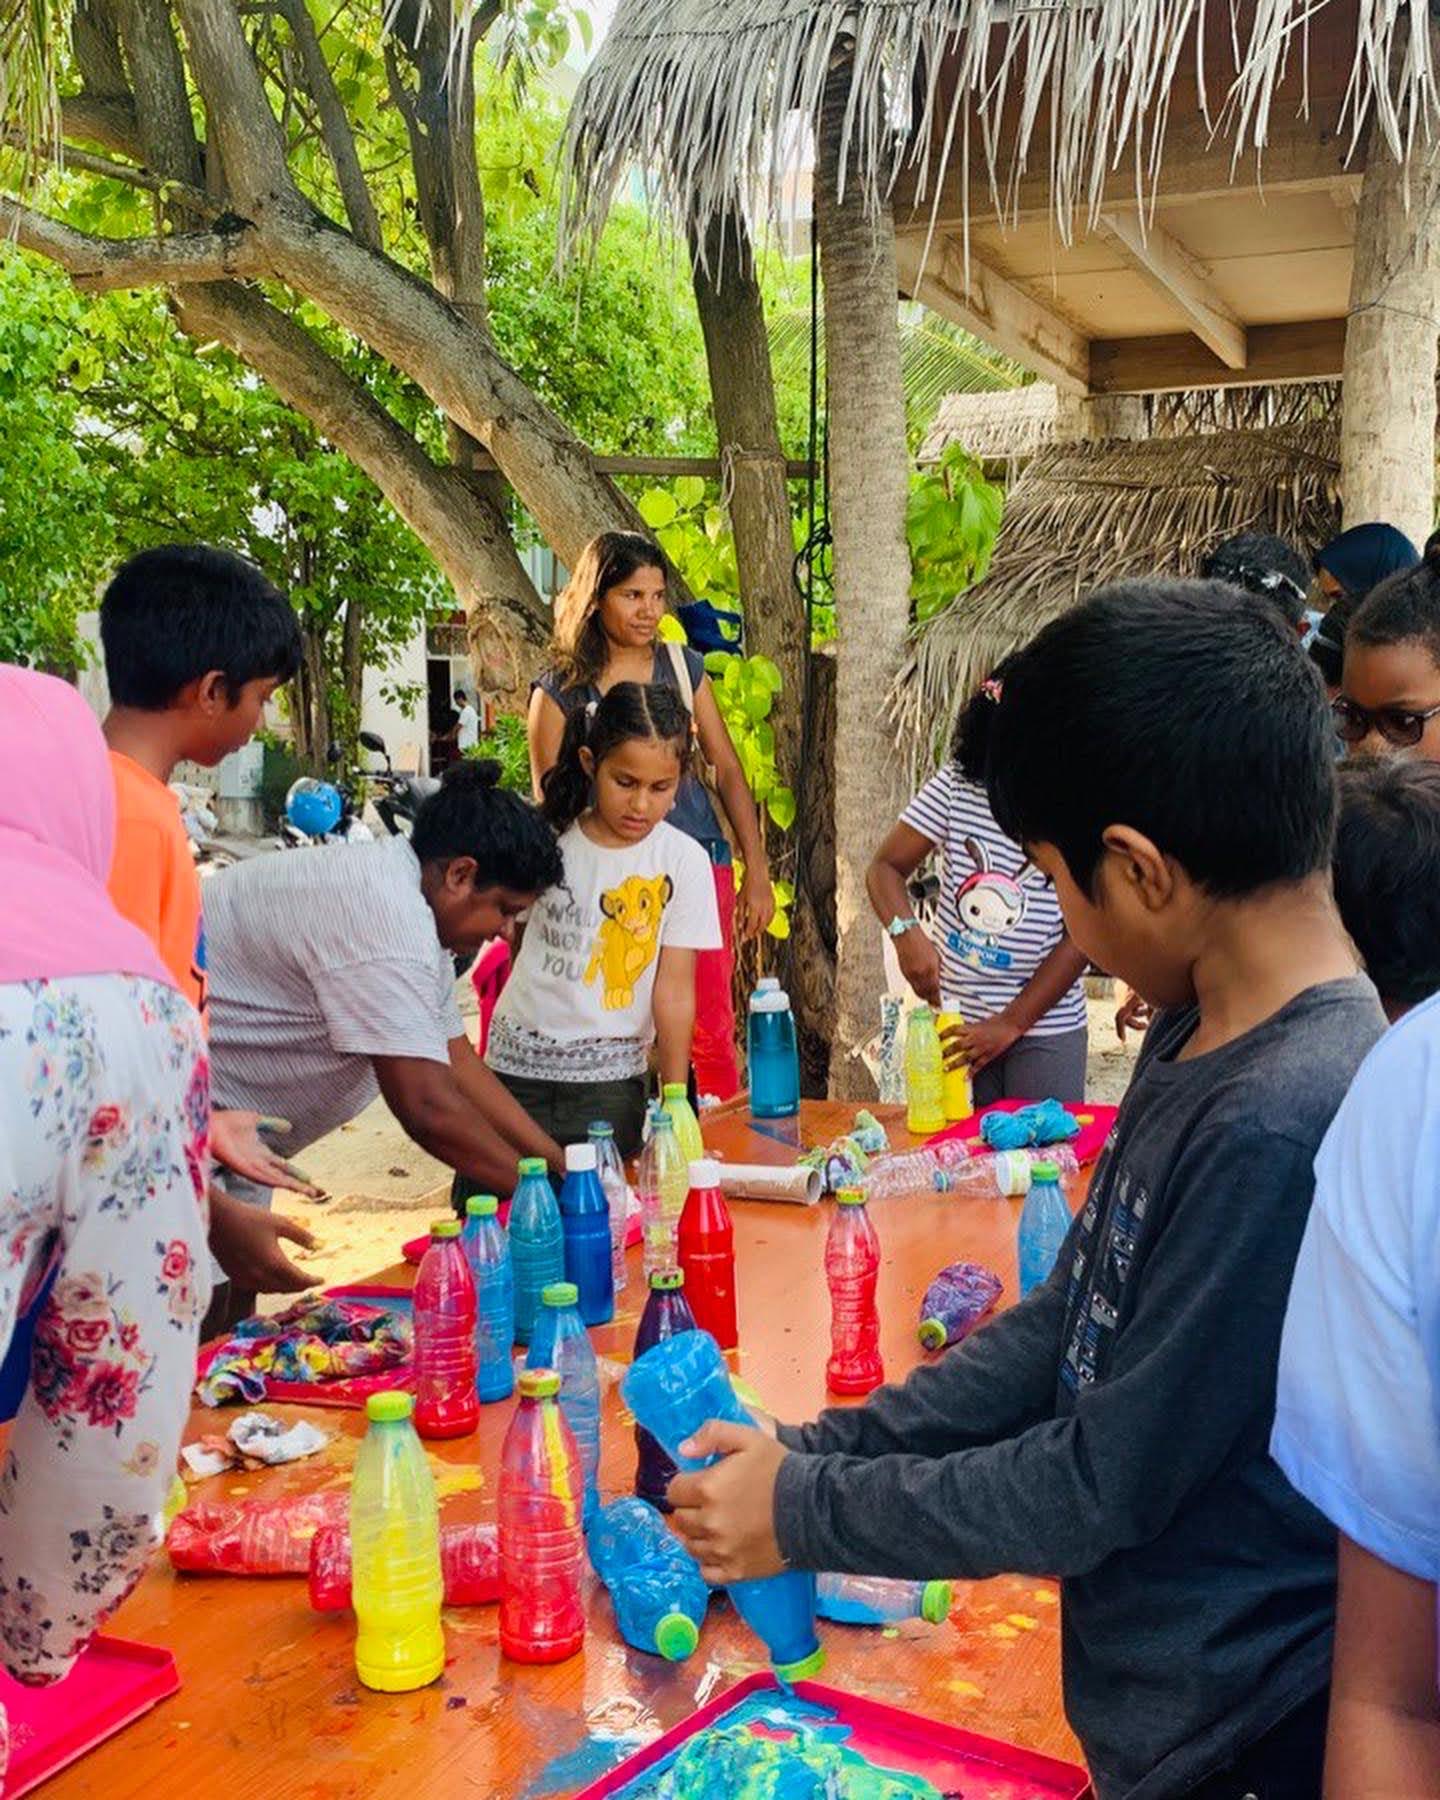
[677,1160,737,1350]
[825,1190,884,1396]
[499,1368,586,1664]
[412,1221,480,1440]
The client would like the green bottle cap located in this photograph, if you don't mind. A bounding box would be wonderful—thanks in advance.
[588,1121,615,1139]
[366,1391,413,1423]
[1031,1160,1060,1183]
[918,1317,947,1352]
[835,1188,866,1207]
[654,1611,700,1661]
[910,1003,933,1021]
[430,1218,462,1239]
[773,1644,826,1684]
[466,1194,500,1218]
[921,1580,953,1624]
[649,1269,684,1291]
[542,1281,579,1308]
[518,1368,560,1399]
[662,1083,687,1099]
[517,1156,548,1177]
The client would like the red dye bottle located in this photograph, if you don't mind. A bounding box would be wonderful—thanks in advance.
[825,1189,884,1396]
[412,1220,480,1440]
[498,1368,586,1664]
[677,1160,737,1351]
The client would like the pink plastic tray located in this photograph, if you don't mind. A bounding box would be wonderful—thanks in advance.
[928,1099,1117,1168]
[0,1636,179,1796]
[195,1283,413,1410]
[573,1674,1090,1799]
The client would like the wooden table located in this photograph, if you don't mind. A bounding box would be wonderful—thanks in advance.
[49,1101,1082,1798]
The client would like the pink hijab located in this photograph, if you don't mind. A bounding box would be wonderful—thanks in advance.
[0,664,174,988]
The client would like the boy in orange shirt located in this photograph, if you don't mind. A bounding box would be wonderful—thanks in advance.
[102,544,317,1311]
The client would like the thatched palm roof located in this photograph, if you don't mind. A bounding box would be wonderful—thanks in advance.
[890,419,1342,769]
[563,2,1438,252]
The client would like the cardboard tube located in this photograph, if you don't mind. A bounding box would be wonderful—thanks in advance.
[714,1163,822,1206]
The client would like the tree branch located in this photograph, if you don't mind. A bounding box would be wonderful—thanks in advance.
[2,129,224,218]
[61,92,143,159]
[173,0,293,207]
[112,0,206,186]
[276,0,381,250]
[0,200,266,290]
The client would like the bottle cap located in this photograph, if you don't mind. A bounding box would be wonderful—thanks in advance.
[654,1611,700,1661]
[749,990,788,1013]
[518,1368,560,1399]
[835,1188,866,1207]
[918,1317,947,1352]
[921,1580,953,1624]
[430,1219,462,1239]
[688,1159,721,1189]
[773,1644,826,1684]
[588,1121,615,1139]
[649,1268,685,1290]
[541,1282,579,1308]
[366,1391,414,1423]
[565,1142,598,1173]
[756,976,781,993]
[909,1003,933,1021]
[466,1194,500,1218]
[650,1107,675,1132]
[1031,1160,1060,1184]
[662,1082,689,1100]
[517,1156,548,1177]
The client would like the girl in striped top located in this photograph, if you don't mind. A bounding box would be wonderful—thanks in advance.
[867,660,1089,1105]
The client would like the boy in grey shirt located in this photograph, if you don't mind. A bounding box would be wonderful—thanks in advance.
[669,586,1384,1800]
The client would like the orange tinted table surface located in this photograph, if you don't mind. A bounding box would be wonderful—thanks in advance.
[47,1100,1082,1798]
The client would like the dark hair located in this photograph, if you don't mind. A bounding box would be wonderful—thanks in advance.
[1199,532,1310,628]
[951,653,1020,782]
[411,759,563,893]
[1348,538,1440,670]
[550,532,671,689]
[100,544,301,709]
[540,681,690,833]
[1308,590,1359,688]
[1314,522,1419,599]
[1335,759,1440,1010]
[987,581,1337,897]
[453,689,469,707]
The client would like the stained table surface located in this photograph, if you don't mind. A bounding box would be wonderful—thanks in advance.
[44,1099,1084,1798]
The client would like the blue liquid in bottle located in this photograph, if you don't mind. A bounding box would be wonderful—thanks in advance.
[587,1497,708,1660]
[461,1194,514,1402]
[558,1143,615,1326]
[747,979,800,1120]
[509,1158,564,1346]
[1017,1160,1073,1297]
[622,1331,823,1681]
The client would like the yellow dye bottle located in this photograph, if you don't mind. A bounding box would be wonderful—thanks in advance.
[905,1005,946,1136]
[350,1391,445,1693]
[936,1012,973,1121]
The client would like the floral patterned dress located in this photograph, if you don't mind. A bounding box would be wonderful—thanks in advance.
[0,974,210,1709]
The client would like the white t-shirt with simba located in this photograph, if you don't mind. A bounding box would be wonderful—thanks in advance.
[487,818,722,1084]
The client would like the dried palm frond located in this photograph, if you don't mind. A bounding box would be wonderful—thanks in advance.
[889,418,1343,774]
[0,0,72,185]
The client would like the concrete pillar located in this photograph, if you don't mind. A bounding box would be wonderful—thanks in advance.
[1052,392,1149,444]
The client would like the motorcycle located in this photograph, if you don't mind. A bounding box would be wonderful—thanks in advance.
[357,729,439,839]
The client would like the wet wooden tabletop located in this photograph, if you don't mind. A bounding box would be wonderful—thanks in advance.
[45,1100,1085,1798]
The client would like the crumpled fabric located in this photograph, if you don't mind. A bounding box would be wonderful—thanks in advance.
[979,1098,1080,1151]
[197,1297,411,1406]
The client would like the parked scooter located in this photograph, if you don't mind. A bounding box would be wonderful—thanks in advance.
[359,729,439,839]
[171,780,237,878]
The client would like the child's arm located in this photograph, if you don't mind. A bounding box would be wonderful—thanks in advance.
[1325,1536,1440,1796]
[526,687,566,804]
[947,936,1088,1071]
[652,944,698,1088]
[867,822,943,1007]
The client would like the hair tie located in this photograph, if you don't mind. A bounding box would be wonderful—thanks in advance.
[981,678,1004,704]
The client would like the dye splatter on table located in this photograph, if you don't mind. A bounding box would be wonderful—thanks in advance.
[42,1100,1085,1799]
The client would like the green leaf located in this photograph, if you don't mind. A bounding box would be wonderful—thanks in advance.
[749,654,783,693]
[673,474,705,510]
[772,877,796,904]
[767,786,796,830]
[766,908,791,941]
[638,488,677,528]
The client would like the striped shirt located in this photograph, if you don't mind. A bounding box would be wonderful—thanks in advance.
[206,837,464,1154]
[901,764,1085,1037]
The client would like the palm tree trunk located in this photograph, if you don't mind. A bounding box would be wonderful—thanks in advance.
[815,56,912,1099]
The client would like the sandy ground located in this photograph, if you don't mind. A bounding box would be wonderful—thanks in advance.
[276,989,1140,1299]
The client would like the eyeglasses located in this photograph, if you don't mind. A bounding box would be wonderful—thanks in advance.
[1333,695,1440,748]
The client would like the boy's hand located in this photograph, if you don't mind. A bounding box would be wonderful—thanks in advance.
[210,1110,324,1199]
[1115,989,1153,1043]
[950,1014,1020,1074]
[895,929,942,1008]
[209,1189,319,1294]
[667,1421,789,1585]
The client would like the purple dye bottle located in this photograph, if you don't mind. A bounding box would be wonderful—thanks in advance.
[632,1269,697,1511]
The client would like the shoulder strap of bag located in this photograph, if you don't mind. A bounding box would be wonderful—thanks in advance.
[664,639,695,714]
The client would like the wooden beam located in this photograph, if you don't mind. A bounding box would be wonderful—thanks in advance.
[894,233,1090,395]
[1098,212,1248,370]
[1088,317,1345,394]
[467,453,818,480]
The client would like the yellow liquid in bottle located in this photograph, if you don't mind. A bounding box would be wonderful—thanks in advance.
[351,1425,445,1693]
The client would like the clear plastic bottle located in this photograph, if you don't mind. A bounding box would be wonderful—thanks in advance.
[677,1159,737,1351]
[588,1122,629,1300]
[412,1219,479,1440]
[905,1005,946,1136]
[636,1106,688,1279]
[1017,1160,1074,1297]
[623,1331,824,1683]
[558,1142,615,1326]
[862,1137,974,1202]
[509,1156,564,1346]
[499,1367,586,1665]
[815,1572,952,1626]
[633,1268,698,1510]
[662,1082,705,1166]
[825,1189,884,1396]
[525,1282,601,1519]
[586,1497,708,1661]
[461,1194,514,1403]
[936,1143,1081,1200]
[349,1392,444,1692]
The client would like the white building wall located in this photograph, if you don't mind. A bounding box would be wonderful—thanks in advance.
[361,624,429,773]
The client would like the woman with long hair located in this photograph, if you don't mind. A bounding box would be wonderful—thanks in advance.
[528,531,773,1100]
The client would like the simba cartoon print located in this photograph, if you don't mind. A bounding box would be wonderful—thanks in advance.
[949,836,1047,973]
[585,872,674,1009]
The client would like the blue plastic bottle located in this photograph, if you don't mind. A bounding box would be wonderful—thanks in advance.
[633,1268,698,1510]
[558,1142,615,1326]
[526,1282,601,1519]
[461,1194,514,1403]
[622,1330,823,1681]
[1017,1159,1073,1297]
[586,1497,708,1661]
[509,1157,564,1346]
[747,978,800,1120]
